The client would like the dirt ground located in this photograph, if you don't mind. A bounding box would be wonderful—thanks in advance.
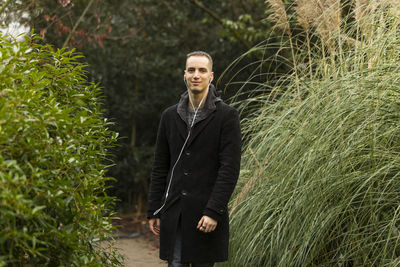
[112,213,166,267]
[114,236,165,267]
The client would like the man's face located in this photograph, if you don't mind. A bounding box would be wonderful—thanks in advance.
[184,56,214,95]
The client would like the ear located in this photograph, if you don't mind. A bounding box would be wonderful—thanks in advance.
[210,72,214,82]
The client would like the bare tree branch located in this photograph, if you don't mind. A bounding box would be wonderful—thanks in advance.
[62,0,95,48]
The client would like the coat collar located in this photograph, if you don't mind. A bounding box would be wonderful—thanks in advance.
[175,84,222,146]
[176,83,221,126]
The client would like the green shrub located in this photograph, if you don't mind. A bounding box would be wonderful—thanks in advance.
[223,2,400,266]
[0,34,121,266]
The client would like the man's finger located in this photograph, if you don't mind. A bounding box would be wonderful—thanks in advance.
[149,222,155,235]
[149,219,160,236]
[206,221,216,232]
[150,224,157,235]
[197,217,205,230]
[203,222,210,233]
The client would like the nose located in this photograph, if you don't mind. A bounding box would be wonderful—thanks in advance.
[193,70,200,79]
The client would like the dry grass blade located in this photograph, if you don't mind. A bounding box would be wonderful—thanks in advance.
[295,0,341,52]
[266,0,302,98]
[315,0,341,51]
[231,137,291,213]
[266,0,291,35]
[295,0,313,32]
[354,0,378,37]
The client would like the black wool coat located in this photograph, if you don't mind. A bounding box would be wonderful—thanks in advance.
[147,88,241,263]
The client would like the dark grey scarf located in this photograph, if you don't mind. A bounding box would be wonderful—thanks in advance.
[177,84,222,128]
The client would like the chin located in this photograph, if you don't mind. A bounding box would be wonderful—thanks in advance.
[190,87,207,95]
[190,88,204,95]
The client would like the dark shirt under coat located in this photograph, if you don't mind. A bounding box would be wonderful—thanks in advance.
[147,84,241,263]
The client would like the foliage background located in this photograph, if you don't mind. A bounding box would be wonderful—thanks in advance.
[1,0,278,211]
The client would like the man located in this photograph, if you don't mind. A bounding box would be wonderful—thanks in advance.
[147,51,241,267]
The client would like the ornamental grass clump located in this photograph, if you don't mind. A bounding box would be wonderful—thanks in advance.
[223,1,400,266]
[0,35,121,266]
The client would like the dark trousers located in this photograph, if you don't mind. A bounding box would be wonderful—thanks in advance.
[168,218,214,267]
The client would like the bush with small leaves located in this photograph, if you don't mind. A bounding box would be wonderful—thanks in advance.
[0,35,121,266]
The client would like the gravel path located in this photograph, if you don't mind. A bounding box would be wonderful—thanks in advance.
[115,236,165,267]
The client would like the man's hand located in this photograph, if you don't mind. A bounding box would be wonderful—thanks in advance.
[197,215,217,233]
[149,218,160,236]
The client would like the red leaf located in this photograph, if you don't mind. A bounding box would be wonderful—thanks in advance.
[106,24,112,34]
[97,38,104,48]
[43,14,50,22]
[58,0,72,8]
[40,28,47,38]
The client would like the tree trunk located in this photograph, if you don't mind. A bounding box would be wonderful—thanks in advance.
[130,119,136,148]
[130,78,139,148]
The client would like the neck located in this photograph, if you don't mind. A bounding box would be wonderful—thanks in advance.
[188,87,209,110]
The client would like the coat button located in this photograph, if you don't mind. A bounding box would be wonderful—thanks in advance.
[184,172,189,176]
[185,151,191,156]
[181,190,187,196]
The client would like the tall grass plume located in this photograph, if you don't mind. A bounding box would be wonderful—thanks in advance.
[222,1,400,266]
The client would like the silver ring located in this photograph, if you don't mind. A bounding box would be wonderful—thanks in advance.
[201,225,206,229]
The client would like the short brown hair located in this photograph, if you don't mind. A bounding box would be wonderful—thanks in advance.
[186,51,213,70]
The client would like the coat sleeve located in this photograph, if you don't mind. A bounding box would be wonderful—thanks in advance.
[203,107,241,221]
[147,110,170,219]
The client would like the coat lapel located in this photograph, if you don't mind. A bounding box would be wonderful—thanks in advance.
[187,112,215,147]
[175,112,188,141]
